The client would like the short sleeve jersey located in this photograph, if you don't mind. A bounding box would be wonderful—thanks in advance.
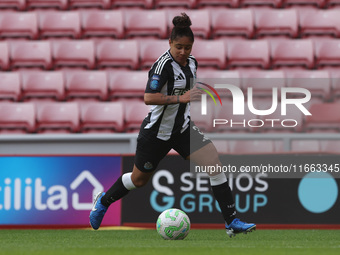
[143,49,197,141]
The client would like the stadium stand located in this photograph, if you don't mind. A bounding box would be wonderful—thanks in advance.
[80,102,124,133]
[108,70,148,99]
[0,103,36,133]
[38,11,81,39]
[166,9,211,39]
[26,0,69,10]
[64,70,108,101]
[111,0,154,9]
[0,11,38,40]
[240,0,283,7]
[225,39,270,69]
[283,0,327,8]
[69,0,111,9]
[20,71,65,102]
[196,0,239,8]
[122,99,150,132]
[80,10,124,38]
[240,70,286,98]
[95,39,139,69]
[210,9,254,39]
[0,2,340,156]
[51,39,96,69]
[254,9,299,39]
[138,39,169,70]
[0,72,21,102]
[0,0,26,11]
[191,39,226,69]
[0,42,10,71]
[285,70,331,101]
[36,102,80,133]
[299,9,340,38]
[155,0,197,8]
[270,39,315,69]
[314,39,340,69]
[305,103,340,132]
[124,10,168,39]
[9,40,53,70]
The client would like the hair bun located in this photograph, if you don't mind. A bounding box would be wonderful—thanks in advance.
[172,13,192,28]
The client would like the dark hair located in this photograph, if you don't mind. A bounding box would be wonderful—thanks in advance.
[170,13,194,42]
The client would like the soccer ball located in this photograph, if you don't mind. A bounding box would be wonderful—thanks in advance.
[156,208,190,240]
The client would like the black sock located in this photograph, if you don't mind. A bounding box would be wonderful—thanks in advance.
[101,176,130,208]
[211,181,236,225]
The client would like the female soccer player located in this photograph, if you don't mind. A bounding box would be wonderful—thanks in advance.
[90,13,256,237]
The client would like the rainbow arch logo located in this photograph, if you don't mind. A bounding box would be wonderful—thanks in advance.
[196,82,222,106]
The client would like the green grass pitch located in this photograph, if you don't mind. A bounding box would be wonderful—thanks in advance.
[0,228,339,255]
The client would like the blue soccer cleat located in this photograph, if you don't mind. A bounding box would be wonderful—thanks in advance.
[225,218,256,238]
[89,192,108,230]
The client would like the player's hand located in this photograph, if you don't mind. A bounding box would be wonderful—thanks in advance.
[180,87,202,103]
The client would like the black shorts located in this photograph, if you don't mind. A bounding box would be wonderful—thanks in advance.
[134,121,211,172]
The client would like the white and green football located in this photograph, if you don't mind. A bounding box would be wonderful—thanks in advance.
[156,208,191,240]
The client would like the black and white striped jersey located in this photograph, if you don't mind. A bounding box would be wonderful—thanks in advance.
[143,49,197,141]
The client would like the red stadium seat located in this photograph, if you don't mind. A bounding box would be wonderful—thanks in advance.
[240,0,283,7]
[36,102,80,133]
[51,40,95,69]
[139,39,169,70]
[166,9,211,39]
[0,0,26,11]
[64,70,108,101]
[80,10,124,39]
[191,39,226,69]
[305,103,340,132]
[124,10,168,39]
[254,9,299,39]
[111,0,154,9]
[26,0,68,10]
[20,71,64,101]
[329,70,340,100]
[226,39,270,69]
[211,9,254,39]
[122,99,150,132]
[10,41,52,70]
[270,39,315,69]
[0,42,9,71]
[108,70,148,99]
[196,0,238,8]
[0,72,21,101]
[96,40,139,70]
[283,0,327,8]
[285,70,331,101]
[0,103,36,133]
[0,12,38,39]
[314,39,340,69]
[241,70,286,98]
[299,9,340,39]
[290,140,321,153]
[80,102,124,133]
[38,11,81,39]
[69,0,111,9]
[155,0,197,8]
[229,140,283,154]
